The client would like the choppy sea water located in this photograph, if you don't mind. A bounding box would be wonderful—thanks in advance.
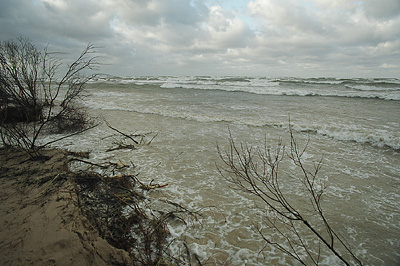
[43,76,400,265]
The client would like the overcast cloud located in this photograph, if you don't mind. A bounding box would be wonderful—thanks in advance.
[0,0,399,77]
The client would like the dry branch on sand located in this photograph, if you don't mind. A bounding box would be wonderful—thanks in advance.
[69,153,201,266]
[0,147,202,266]
[0,148,132,266]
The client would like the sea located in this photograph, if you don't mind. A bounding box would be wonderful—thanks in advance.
[42,76,400,265]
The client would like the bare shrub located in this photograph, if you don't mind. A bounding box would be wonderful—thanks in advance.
[0,38,98,157]
[0,38,43,122]
[49,104,91,133]
[217,127,363,266]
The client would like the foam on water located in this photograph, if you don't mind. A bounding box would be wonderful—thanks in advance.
[37,76,400,265]
[154,76,400,100]
[82,85,400,150]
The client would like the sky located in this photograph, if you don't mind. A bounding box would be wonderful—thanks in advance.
[0,0,399,77]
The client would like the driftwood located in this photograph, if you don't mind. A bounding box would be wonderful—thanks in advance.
[134,176,168,191]
[104,120,158,152]
[63,123,204,265]
[70,158,129,170]
[105,120,138,144]
[68,157,199,265]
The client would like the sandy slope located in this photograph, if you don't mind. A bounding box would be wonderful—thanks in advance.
[0,148,132,266]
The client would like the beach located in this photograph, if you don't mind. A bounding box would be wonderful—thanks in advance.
[2,76,400,265]
[0,148,132,265]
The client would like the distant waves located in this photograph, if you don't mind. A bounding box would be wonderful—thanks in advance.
[90,76,400,101]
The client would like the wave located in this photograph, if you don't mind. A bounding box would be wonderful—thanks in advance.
[289,124,400,150]
[113,76,399,101]
[92,75,400,86]
[84,76,400,150]
[88,76,400,101]
[275,77,400,87]
[83,97,400,150]
[158,82,400,101]
[344,84,400,92]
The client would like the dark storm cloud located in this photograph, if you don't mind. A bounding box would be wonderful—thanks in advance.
[363,0,400,19]
[0,0,398,77]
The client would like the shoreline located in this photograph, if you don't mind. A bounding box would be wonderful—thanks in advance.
[0,147,132,265]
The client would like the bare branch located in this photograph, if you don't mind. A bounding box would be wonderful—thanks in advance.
[217,128,363,266]
[1,38,98,157]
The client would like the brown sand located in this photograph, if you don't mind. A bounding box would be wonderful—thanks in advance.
[0,148,132,266]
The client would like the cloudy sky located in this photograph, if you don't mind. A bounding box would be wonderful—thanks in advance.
[1,0,399,77]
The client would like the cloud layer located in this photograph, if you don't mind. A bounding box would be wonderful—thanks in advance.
[0,0,399,77]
